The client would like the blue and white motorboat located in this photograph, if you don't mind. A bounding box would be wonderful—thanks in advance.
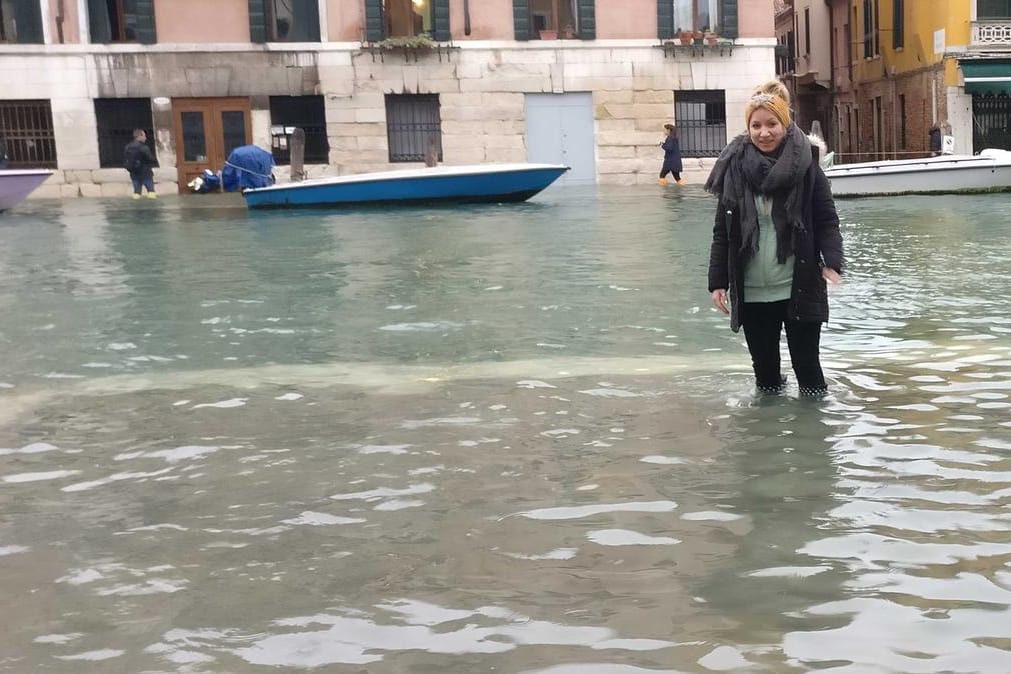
[242,163,569,209]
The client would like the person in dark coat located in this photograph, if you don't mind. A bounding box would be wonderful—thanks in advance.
[705,80,844,396]
[123,129,157,199]
[658,123,684,185]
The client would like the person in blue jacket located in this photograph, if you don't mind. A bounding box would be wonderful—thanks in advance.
[658,124,684,185]
[705,80,844,396]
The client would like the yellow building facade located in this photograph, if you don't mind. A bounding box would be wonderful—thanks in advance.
[835,0,1011,162]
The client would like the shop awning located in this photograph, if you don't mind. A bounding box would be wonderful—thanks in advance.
[961,60,1011,95]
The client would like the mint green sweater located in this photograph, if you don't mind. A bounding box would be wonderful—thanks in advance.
[743,196,794,303]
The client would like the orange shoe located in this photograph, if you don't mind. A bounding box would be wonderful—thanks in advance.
[676,178,686,186]
[657,178,668,186]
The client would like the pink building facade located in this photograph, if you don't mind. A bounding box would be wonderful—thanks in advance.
[1,0,778,196]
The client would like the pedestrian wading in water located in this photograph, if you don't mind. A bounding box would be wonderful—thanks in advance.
[658,123,684,185]
[705,80,844,396]
[123,129,157,199]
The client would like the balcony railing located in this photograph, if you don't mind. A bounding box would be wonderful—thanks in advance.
[972,20,1011,47]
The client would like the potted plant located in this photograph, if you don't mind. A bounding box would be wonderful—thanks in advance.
[677,28,692,45]
[561,23,575,39]
[539,28,558,40]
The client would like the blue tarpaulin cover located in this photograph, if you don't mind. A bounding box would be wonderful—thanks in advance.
[222,145,275,192]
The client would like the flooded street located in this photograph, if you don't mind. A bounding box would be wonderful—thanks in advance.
[1,187,1011,672]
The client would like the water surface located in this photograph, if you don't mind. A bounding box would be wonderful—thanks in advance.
[1,188,1010,672]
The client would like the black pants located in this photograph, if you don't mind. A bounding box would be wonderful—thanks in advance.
[742,300,826,392]
[659,166,681,180]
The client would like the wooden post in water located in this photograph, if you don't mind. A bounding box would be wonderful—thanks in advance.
[290,127,306,181]
[424,133,439,168]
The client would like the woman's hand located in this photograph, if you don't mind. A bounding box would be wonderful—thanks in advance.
[822,267,842,285]
[711,289,729,314]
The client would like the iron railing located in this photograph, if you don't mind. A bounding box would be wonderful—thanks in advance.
[386,94,442,162]
[972,93,1011,152]
[675,90,728,158]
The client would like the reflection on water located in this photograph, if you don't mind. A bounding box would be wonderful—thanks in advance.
[1,191,1011,672]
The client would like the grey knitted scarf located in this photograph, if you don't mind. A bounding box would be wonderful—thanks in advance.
[704,123,812,263]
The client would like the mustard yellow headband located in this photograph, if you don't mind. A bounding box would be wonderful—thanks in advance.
[747,92,791,128]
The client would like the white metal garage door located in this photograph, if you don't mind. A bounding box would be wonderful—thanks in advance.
[524,93,596,186]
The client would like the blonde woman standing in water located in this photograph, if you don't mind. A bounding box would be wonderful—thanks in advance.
[705,80,844,396]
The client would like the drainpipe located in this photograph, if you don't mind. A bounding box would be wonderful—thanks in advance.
[56,0,65,43]
[463,0,471,35]
[825,0,835,152]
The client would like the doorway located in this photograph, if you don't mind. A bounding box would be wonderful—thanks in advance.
[172,97,252,192]
[524,92,595,185]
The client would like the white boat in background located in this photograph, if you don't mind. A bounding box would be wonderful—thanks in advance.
[824,148,1011,197]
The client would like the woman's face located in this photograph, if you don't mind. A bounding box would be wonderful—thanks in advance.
[749,107,785,154]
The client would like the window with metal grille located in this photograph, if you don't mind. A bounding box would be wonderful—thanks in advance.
[0,0,44,43]
[972,93,1011,152]
[0,100,57,169]
[674,90,727,158]
[269,96,329,165]
[979,0,1011,18]
[95,98,156,168]
[385,94,442,163]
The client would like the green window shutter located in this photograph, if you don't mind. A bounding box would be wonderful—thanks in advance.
[576,0,595,39]
[88,0,111,42]
[657,0,674,39]
[432,0,450,41]
[364,0,384,42]
[10,2,44,43]
[720,0,738,39]
[513,0,531,41]
[131,0,157,44]
[249,0,268,43]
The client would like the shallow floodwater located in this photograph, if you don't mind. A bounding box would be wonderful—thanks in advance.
[1,187,1010,673]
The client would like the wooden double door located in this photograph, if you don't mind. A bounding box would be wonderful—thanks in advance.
[172,97,252,192]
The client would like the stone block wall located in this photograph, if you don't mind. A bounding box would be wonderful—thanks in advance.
[10,42,777,198]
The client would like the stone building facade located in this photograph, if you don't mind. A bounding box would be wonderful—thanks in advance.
[1,0,779,198]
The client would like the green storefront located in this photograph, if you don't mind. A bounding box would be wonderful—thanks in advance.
[961,60,1011,152]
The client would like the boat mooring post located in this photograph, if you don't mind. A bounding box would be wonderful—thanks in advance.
[290,127,306,181]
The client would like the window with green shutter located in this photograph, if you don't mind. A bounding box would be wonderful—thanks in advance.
[520,0,593,40]
[366,0,450,41]
[672,0,736,37]
[0,0,44,44]
[87,0,157,44]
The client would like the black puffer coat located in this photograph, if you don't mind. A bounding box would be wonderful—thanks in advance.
[707,159,843,333]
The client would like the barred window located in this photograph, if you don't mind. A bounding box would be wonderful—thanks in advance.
[674,90,727,158]
[269,96,329,165]
[95,98,156,168]
[385,94,442,163]
[0,100,57,169]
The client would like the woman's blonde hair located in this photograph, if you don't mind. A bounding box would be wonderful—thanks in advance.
[744,79,792,129]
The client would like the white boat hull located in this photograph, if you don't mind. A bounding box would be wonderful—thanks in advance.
[824,149,1011,197]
